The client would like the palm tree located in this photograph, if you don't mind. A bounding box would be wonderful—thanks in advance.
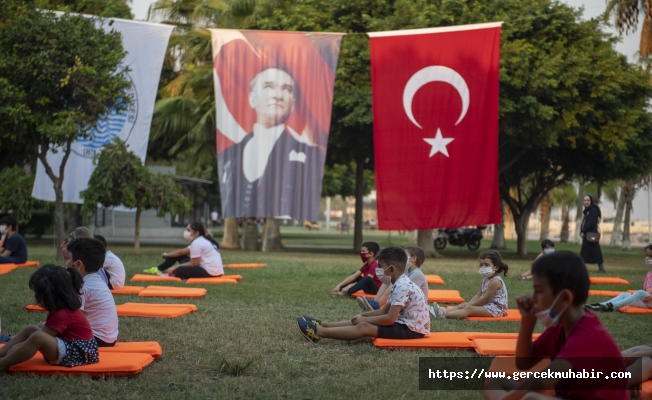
[606,0,652,58]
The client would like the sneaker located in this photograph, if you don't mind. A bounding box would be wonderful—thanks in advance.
[330,291,343,298]
[585,303,601,311]
[599,302,614,312]
[356,296,374,312]
[302,315,322,326]
[516,275,525,280]
[143,267,160,275]
[297,317,321,343]
[429,303,446,319]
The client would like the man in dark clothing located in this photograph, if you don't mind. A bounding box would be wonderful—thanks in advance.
[0,215,28,264]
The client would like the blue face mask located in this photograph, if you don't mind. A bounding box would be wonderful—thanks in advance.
[543,248,555,255]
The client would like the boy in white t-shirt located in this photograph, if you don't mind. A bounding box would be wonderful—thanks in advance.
[297,246,430,342]
[66,238,118,347]
[94,235,126,290]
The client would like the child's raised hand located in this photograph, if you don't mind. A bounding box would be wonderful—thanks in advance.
[515,293,536,320]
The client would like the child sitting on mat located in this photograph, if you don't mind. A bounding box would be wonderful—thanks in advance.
[298,246,430,342]
[586,243,652,312]
[330,241,382,297]
[622,345,652,392]
[0,265,99,370]
[60,227,116,289]
[357,246,428,311]
[484,251,628,400]
[94,235,126,291]
[430,250,508,320]
[65,238,119,347]
[518,239,555,281]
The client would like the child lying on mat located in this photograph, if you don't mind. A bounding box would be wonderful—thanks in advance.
[484,251,628,400]
[65,238,119,347]
[0,265,99,370]
[297,246,430,342]
[330,241,382,298]
[357,246,428,311]
[430,250,508,320]
[586,243,652,313]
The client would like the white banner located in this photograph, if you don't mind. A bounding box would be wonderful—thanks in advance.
[32,17,173,204]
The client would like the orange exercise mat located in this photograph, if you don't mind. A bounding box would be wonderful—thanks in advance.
[642,380,652,400]
[374,332,474,350]
[461,332,541,340]
[16,261,40,268]
[185,276,240,284]
[619,306,652,314]
[425,275,445,285]
[138,286,207,299]
[588,289,625,297]
[26,303,197,318]
[8,352,154,377]
[589,276,630,285]
[224,263,267,268]
[131,274,182,282]
[467,309,521,322]
[0,263,17,275]
[428,290,464,303]
[473,338,521,356]
[111,286,145,295]
[98,342,163,359]
[350,291,374,299]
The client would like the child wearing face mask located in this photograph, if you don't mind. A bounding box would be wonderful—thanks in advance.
[0,215,28,265]
[484,251,628,400]
[586,243,652,312]
[517,239,555,281]
[430,250,508,320]
[144,222,223,279]
[330,242,382,297]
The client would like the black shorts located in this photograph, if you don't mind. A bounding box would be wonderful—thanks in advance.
[377,323,425,339]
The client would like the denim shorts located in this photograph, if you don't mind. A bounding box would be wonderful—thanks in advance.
[377,323,425,339]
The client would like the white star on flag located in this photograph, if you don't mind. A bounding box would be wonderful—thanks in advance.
[423,129,454,157]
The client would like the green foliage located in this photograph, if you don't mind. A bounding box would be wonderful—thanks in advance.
[321,162,374,197]
[0,166,38,226]
[81,138,187,217]
[34,0,133,18]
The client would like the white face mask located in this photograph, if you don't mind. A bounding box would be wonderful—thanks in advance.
[645,259,652,267]
[376,267,392,285]
[479,266,494,278]
[405,256,412,271]
[535,293,568,329]
[0,225,6,234]
[183,230,192,242]
[543,248,555,255]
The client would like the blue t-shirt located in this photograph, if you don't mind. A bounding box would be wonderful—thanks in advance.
[3,232,28,263]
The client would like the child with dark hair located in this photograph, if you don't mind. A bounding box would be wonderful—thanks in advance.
[144,222,223,279]
[0,215,28,264]
[331,241,382,297]
[66,238,118,347]
[0,265,99,370]
[94,235,126,290]
[518,239,555,281]
[587,243,652,312]
[484,251,628,400]
[431,250,509,320]
[297,246,429,342]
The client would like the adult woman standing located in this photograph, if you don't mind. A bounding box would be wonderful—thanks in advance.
[580,195,605,273]
[145,222,224,279]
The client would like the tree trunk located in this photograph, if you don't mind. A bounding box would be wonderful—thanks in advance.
[560,203,570,243]
[417,229,442,257]
[512,210,532,256]
[610,186,626,247]
[241,218,258,251]
[134,207,141,255]
[66,204,83,232]
[573,181,584,244]
[221,217,241,249]
[539,195,552,241]
[262,218,283,251]
[622,180,636,251]
[490,201,507,249]
[353,157,364,252]
[54,181,65,260]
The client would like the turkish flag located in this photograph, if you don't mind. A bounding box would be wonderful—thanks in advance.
[370,23,502,230]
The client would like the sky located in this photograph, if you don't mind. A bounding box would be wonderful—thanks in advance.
[128,0,652,220]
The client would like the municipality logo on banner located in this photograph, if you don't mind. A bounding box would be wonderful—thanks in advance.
[32,19,173,204]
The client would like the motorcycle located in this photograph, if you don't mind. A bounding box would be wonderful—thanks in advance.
[434,226,486,251]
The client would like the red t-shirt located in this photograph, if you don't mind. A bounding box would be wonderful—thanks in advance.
[359,259,382,288]
[45,308,94,341]
[532,310,628,399]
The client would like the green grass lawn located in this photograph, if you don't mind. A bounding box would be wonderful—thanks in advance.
[0,236,649,399]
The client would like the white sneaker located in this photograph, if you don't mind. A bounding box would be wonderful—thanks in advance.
[429,303,446,319]
[356,296,374,312]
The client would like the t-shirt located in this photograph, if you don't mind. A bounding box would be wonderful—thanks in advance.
[387,274,430,335]
[359,260,382,288]
[644,270,652,292]
[189,236,224,276]
[531,311,628,399]
[81,273,119,343]
[103,250,125,290]
[2,232,27,263]
[405,267,429,298]
[45,308,94,341]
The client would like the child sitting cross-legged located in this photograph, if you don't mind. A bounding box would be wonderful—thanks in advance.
[298,246,430,342]
[484,251,628,400]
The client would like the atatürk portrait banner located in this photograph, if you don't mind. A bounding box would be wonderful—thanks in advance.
[210,29,344,220]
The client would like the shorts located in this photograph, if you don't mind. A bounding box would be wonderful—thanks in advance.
[377,323,425,339]
[46,337,100,367]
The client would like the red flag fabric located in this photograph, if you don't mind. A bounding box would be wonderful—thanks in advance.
[369,23,502,230]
